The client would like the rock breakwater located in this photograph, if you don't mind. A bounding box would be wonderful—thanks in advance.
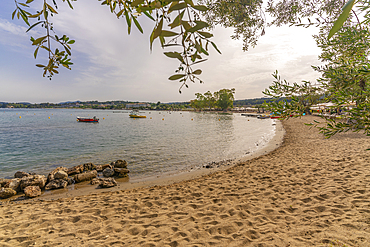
[0,160,129,200]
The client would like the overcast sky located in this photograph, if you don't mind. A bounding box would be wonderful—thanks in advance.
[0,1,322,103]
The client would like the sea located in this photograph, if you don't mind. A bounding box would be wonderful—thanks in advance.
[0,108,276,179]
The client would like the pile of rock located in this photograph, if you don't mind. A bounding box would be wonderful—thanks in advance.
[0,160,130,200]
[101,160,130,178]
[0,173,47,199]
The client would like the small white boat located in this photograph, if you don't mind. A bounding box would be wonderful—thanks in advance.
[129,110,146,118]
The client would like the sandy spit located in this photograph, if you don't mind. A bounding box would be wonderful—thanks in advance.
[0,115,369,246]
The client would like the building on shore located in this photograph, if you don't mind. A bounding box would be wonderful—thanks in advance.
[125,103,151,109]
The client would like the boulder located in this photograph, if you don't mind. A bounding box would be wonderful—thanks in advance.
[102,168,115,177]
[95,165,103,172]
[91,178,101,185]
[112,160,128,168]
[100,178,117,188]
[67,163,96,176]
[91,177,117,188]
[45,179,68,190]
[48,167,68,182]
[20,175,47,190]
[74,170,97,183]
[114,168,130,178]
[95,164,111,172]
[67,164,83,175]
[8,178,21,192]
[0,188,17,199]
[14,171,31,178]
[24,186,42,198]
[66,177,75,185]
[54,171,68,180]
[0,178,11,187]
[82,163,96,171]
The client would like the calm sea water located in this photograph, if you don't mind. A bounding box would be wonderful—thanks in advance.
[0,109,275,179]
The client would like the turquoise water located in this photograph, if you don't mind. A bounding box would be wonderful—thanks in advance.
[0,109,275,179]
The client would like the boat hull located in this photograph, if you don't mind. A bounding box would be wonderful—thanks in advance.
[77,117,99,122]
[129,115,146,118]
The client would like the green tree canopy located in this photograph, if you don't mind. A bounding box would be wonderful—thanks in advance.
[191,88,235,111]
[215,88,235,110]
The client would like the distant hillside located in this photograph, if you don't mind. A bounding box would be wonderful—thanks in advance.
[234,97,285,106]
[58,100,81,104]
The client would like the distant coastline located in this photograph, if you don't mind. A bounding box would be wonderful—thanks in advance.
[1,97,278,111]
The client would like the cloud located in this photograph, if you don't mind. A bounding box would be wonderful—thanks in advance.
[0,18,27,36]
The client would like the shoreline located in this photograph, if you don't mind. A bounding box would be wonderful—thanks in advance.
[1,115,369,246]
[3,119,284,203]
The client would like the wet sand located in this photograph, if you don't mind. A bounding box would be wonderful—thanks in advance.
[0,116,369,246]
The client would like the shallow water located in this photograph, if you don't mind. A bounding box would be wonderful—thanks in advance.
[0,109,275,179]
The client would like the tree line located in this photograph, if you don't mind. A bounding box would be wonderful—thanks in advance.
[190,88,235,111]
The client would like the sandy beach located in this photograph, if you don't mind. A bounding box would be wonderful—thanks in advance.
[1,115,369,246]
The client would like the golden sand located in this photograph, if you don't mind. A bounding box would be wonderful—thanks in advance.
[0,115,369,246]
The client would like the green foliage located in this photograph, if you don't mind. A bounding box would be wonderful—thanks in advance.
[201,0,265,51]
[328,0,356,39]
[264,25,370,138]
[214,88,235,110]
[191,88,234,111]
[309,26,370,138]
[13,0,75,80]
[263,71,323,117]
[201,0,345,51]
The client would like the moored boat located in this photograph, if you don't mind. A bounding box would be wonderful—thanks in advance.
[77,116,99,122]
[129,110,146,118]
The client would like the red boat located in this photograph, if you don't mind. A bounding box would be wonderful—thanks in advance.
[77,116,99,122]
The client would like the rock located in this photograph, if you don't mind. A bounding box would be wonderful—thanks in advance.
[102,168,115,177]
[113,168,130,178]
[0,188,17,198]
[48,167,68,182]
[95,165,103,172]
[45,179,68,190]
[66,177,75,185]
[91,178,101,185]
[82,163,96,171]
[20,175,47,190]
[100,178,117,188]
[74,170,97,183]
[102,164,111,170]
[0,178,11,187]
[54,171,68,180]
[91,177,117,188]
[23,186,42,198]
[14,171,31,178]
[112,160,128,168]
[96,164,111,172]
[67,163,96,176]
[67,165,84,176]
[8,178,21,192]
